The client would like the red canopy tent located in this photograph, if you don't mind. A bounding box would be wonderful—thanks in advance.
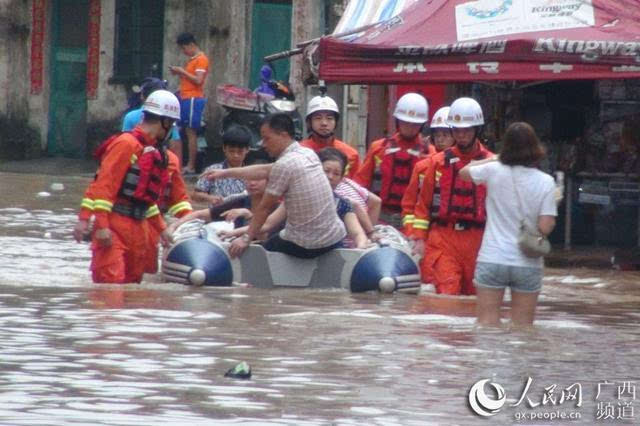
[318,0,640,83]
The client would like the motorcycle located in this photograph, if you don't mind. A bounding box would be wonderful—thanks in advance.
[216,67,303,161]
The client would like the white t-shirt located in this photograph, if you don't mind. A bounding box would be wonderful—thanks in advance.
[469,161,557,268]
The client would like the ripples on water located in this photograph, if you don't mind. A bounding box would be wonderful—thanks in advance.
[0,172,639,425]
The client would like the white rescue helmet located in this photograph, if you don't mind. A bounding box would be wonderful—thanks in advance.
[306,95,340,119]
[393,93,429,124]
[447,97,484,128]
[430,106,451,129]
[142,89,181,120]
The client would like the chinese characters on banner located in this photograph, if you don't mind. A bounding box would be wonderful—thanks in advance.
[30,0,46,95]
[86,0,101,99]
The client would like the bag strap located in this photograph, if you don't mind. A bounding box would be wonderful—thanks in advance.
[509,166,526,227]
[511,167,545,234]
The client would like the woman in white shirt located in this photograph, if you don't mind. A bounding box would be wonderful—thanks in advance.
[459,122,557,327]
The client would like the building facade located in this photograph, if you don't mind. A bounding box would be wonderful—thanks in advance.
[0,0,337,158]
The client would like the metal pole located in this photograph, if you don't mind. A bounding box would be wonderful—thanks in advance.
[564,174,572,250]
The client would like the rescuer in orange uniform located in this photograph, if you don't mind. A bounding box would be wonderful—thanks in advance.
[75,107,193,276]
[74,90,184,283]
[411,97,494,295]
[354,93,435,229]
[300,95,361,178]
[144,149,192,274]
[401,106,455,234]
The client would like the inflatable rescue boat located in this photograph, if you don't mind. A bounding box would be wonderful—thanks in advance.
[162,221,422,293]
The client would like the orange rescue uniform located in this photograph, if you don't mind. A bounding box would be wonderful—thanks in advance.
[354,133,435,229]
[412,142,493,295]
[144,150,192,274]
[300,137,361,178]
[78,127,192,283]
[401,157,431,234]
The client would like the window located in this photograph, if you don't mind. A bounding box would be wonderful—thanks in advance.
[112,0,165,84]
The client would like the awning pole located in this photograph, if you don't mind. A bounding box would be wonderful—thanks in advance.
[264,22,382,62]
[564,175,572,250]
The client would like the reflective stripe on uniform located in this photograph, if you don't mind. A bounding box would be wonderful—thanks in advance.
[81,198,95,210]
[402,214,415,226]
[130,154,138,165]
[413,218,430,230]
[168,201,192,217]
[145,204,161,218]
[93,199,114,212]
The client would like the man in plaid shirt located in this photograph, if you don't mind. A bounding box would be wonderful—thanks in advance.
[201,114,346,258]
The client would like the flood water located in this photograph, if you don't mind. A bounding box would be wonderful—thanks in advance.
[0,171,639,425]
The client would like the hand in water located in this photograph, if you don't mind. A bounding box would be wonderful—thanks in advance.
[73,220,90,243]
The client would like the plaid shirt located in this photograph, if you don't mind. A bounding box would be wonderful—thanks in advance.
[195,160,246,198]
[267,142,346,249]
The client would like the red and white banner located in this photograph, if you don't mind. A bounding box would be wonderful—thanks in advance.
[86,0,101,99]
[30,0,47,95]
[319,0,640,83]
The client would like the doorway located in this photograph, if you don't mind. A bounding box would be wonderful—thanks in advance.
[48,0,89,157]
[250,0,292,89]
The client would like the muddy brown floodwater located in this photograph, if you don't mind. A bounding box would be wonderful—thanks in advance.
[0,171,638,425]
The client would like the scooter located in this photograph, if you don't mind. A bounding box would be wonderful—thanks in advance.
[216,66,303,160]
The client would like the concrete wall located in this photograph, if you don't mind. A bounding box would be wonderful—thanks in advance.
[0,0,31,119]
[87,0,127,123]
[0,0,322,153]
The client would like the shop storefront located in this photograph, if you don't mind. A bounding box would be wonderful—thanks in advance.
[314,0,640,248]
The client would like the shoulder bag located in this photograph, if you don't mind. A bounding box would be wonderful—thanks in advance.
[511,167,551,258]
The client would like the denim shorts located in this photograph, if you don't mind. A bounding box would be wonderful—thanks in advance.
[474,262,543,293]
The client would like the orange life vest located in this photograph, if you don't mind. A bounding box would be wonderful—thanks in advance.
[375,137,429,208]
[119,145,169,205]
[437,146,491,223]
[94,131,170,208]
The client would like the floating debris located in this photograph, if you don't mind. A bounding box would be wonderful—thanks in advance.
[224,361,251,379]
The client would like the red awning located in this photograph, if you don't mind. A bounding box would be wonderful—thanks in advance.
[319,0,640,83]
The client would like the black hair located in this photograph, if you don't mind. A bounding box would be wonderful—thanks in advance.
[176,32,196,46]
[222,125,252,148]
[140,77,168,99]
[317,147,348,176]
[261,113,295,138]
[142,111,162,123]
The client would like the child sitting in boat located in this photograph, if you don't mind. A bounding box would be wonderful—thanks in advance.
[194,149,374,249]
[318,148,379,245]
[168,159,274,238]
[191,125,252,205]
